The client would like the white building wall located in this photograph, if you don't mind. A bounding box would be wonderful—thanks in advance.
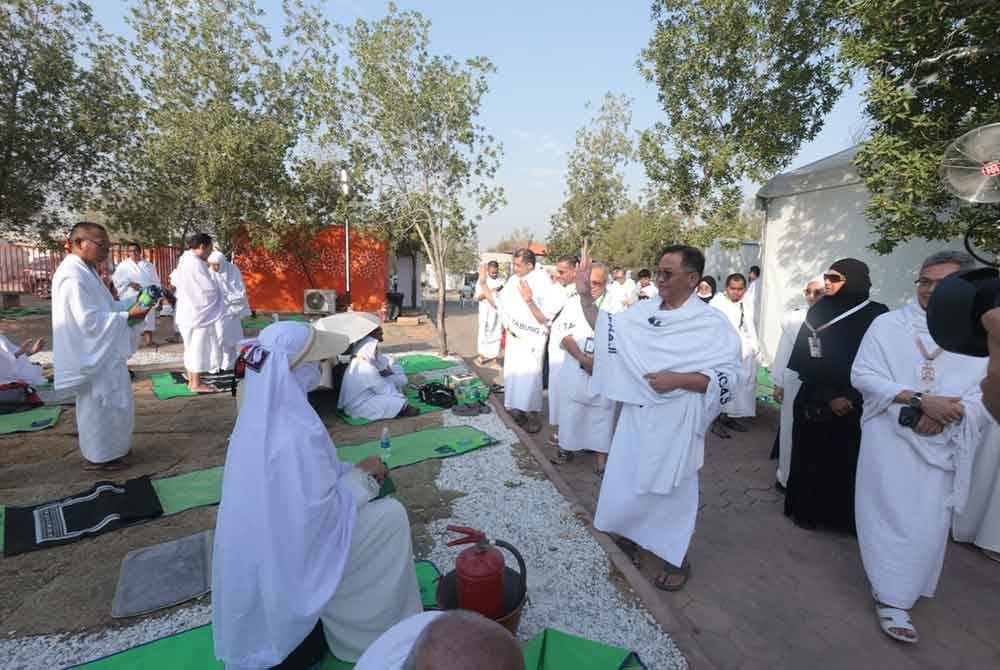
[703,240,761,284]
[758,183,966,365]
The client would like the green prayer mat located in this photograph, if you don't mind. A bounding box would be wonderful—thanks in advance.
[150,373,228,400]
[335,425,496,470]
[0,406,62,434]
[0,306,50,319]
[242,313,309,329]
[72,560,443,670]
[337,387,443,426]
[396,354,458,375]
[523,628,645,669]
[0,469,396,554]
[72,622,642,670]
[756,367,780,409]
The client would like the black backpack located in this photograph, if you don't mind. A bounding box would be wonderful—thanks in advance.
[418,382,456,408]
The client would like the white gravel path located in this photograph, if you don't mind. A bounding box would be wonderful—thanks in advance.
[0,353,685,669]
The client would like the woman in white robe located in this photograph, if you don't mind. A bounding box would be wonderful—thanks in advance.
[853,297,990,643]
[208,251,251,371]
[338,331,411,421]
[213,322,421,668]
[52,223,151,469]
[172,234,225,392]
[111,243,162,347]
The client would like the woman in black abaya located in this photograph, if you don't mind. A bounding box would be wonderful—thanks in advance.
[784,259,888,533]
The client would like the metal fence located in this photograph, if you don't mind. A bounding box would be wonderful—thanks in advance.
[0,244,183,296]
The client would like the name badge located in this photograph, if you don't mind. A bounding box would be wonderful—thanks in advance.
[919,361,936,386]
[808,336,822,358]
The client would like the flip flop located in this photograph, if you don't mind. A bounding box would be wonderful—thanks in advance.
[614,536,641,569]
[452,404,480,416]
[489,383,505,394]
[476,402,492,415]
[875,604,919,643]
[547,433,560,447]
[549,448,575,465]
[653,559,691,592]
[523,416,542,434]
[84,459,128,472]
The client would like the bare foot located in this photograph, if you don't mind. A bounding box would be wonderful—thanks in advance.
[189,385,219,394]
[83,457,128,471]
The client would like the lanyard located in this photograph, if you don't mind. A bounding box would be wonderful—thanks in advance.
[805,300,870,336]
[915,336,942,362]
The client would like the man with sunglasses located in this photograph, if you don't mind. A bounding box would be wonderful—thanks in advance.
[769,277,825,490]
[51,222,153,470]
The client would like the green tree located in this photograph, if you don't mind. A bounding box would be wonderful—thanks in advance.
[101,0,343,249]
[0,0,136,237]
[546,93,634,258]
[839,0,1000,252]
[340,6,504,354]
[639,0,845,223]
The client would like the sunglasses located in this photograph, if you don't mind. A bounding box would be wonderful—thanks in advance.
[823,273,846,284]
[805,289,825,297]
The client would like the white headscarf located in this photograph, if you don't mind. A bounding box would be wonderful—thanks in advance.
[212,321,358,669]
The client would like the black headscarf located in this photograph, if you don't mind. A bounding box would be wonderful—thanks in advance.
[698,276,717,303]
[787,258,887,392]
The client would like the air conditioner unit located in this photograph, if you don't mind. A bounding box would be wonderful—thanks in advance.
[303,289,337,315]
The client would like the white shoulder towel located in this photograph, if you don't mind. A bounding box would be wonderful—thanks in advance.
[591,294,742,493]
[496,268,561,341]
[852,302,990,511]
[51,254,132,390]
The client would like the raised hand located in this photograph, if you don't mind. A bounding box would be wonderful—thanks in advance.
[478,262,487,286]
[575,239,592,299]
[518,278,534,302]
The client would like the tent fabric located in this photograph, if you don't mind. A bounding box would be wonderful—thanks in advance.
[755,146,862,201]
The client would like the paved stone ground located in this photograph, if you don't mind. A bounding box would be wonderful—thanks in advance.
[436,295,1000,670]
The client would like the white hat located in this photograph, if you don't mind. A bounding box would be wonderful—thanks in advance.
[314,312,381,344]
[290,326,351,368]
[208,250,226,264]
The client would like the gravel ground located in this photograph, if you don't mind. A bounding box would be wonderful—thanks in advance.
[30,349,186,368]
[431,410,688,670]
[0,352,684,669]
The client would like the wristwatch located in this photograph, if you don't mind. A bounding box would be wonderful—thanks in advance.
[909,392,924,411]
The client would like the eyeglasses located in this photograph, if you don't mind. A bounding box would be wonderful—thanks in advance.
[914,278,940,289]
[823,273,846,284]
[656,270,695,281]
[81,238,111,250]
[805,289,825,297]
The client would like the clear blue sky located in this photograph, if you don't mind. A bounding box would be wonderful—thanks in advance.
[93,1,867,249]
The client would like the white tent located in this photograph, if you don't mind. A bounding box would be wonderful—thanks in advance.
[755,145,966,364]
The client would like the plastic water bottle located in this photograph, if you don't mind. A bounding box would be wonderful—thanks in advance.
[380,427,392,463]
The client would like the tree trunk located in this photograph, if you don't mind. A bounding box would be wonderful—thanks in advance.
[436,264,448,355]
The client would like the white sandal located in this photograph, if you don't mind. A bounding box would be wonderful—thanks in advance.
[875,604,919,643]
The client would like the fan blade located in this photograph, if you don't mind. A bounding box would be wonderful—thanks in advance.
[959,124,1000,164]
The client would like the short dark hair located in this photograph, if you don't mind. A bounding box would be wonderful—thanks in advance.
[637,269,651,280]
[128,242,143,252]
[726,273,747,287]
[187,232,213,249]
[657,245,705,277]
[512,248,536,267]
[486,260,499,269]
[749,265,761,276]
[69,221,107,245]
[556,254,579,266]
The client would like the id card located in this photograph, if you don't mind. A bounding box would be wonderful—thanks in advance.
[584,337,595,355]
[808,336,822,358]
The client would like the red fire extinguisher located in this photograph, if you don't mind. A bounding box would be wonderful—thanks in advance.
[445,525,526,621]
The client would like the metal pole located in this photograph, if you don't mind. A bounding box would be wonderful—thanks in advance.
[340,167,352,309]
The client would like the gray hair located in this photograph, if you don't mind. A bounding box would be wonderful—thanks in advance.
[920,250,976,273]
[591,261,610,282]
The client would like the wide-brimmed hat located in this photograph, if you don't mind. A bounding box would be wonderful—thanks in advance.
[314,312,381,344]
[290,325,351,368]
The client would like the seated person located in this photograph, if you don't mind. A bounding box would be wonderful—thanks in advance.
[338,319,419,420]
[355,610,524,670]
[213,321,422,668]
[0,335,47,387]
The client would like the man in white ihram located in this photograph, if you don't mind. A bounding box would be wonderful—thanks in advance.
[477,248,564,434]
[550,261,615,475]
[545,254,578,450]
[578,244,741,591]
[51,222,152,471]
[171,233,225,393]
[213,321,421,668]
[770,276,825,490]
[207,250,250,371]
[474,260,505,367]
[111,242,162,349]
[852,251,991,644]
[710,273,758,433]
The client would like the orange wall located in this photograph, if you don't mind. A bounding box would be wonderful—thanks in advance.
[235,227,388,313]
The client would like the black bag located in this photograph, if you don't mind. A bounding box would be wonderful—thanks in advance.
[418,382,456,408]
